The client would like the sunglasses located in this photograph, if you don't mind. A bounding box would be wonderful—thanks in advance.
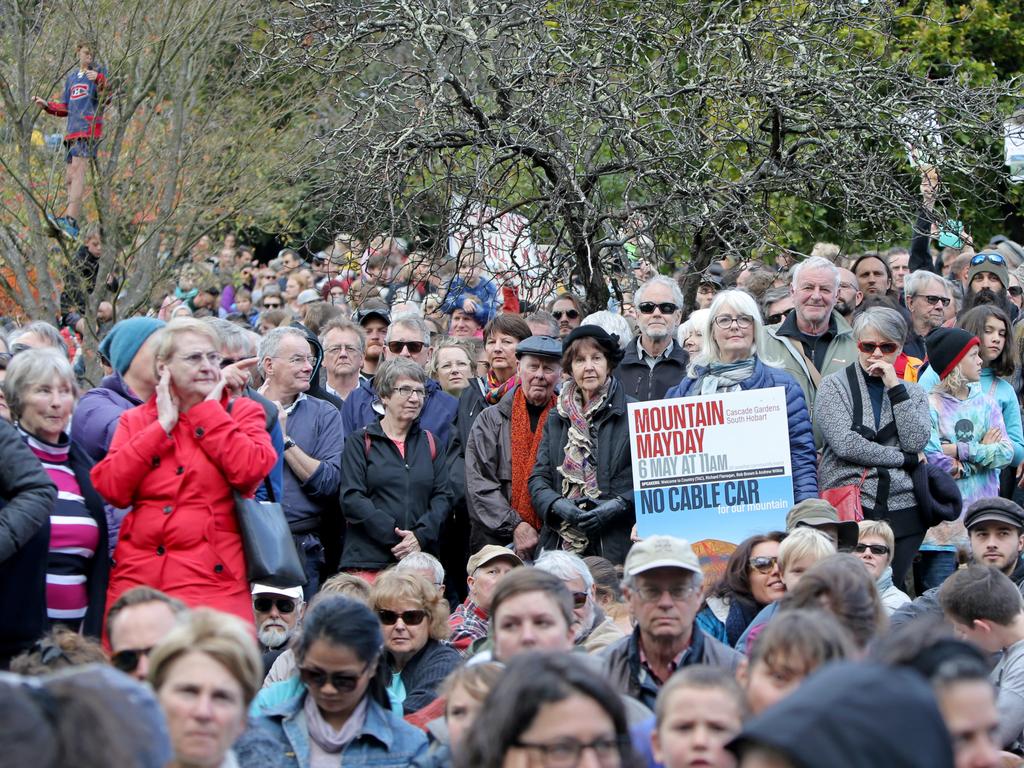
[765,312,789,326]
[253,596,297,614]
[638,302,679,315]
[552,309,580,320]
[857,341,900,355]
[299,665,365,692]
[111,646,154,673]
[970,252,1007,267]
[749,555,779,574]
[387,340,425,354]
[571,591,588,609]
[913,293,951,307]
[263,301,282,308]
[854,543,891,556]
[377,609,427,626]
[1010,287,1023,298]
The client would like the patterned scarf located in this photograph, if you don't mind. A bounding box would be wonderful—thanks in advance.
[510,386,555,531]
[556,378,611,552]
[484,369,519,405]
[699,358,756,394]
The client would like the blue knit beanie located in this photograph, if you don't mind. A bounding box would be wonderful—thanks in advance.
[99,317,165,375]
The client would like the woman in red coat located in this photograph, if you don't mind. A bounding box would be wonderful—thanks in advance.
[91,318,276,625]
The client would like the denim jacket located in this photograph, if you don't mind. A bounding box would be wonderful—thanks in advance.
[241,689,428,767]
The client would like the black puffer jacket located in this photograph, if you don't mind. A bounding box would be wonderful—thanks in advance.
[339,420,451,570]
[0,419,57,665]
[528,378,635,564]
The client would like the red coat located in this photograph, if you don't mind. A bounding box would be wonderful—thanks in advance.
[91,394,276,627]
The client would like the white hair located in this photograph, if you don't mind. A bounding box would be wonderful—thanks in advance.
[677,308,711,346]
[395,552,446,585]
[790,255,841,293]
[581,311,631,349]
[635,275,685,310]
[534,550,594,592]
[691,289,780,373]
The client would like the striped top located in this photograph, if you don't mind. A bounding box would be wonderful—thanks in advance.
[21,429,99,624]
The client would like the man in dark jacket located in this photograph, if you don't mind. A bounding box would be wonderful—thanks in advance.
[0,418,57,667]
[615,276,688,401]
[892,497,1024,629]
[465,335,561,557]
[340,313,457,445]
[599,536,742,710]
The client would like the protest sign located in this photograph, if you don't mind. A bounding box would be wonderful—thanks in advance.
[629,388,793,543]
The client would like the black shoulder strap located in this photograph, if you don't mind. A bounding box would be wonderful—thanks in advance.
[845,364,863,427]
[227,398,276,502]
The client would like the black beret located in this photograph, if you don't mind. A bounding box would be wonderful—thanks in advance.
[562,324,625,368]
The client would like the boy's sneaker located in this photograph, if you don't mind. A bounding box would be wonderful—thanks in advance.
[46,212,79,239]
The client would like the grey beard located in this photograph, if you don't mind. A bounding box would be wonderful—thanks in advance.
[258,623,293,649]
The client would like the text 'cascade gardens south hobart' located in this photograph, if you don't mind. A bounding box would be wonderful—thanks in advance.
[628,388,794,543]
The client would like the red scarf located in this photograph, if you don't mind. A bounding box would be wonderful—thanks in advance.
[510,387,554,530]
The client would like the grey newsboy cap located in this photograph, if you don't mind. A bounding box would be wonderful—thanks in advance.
[516,335,563,361]
[964,497,1024,532]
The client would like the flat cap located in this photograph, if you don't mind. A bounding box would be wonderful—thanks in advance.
[516,335,563,361]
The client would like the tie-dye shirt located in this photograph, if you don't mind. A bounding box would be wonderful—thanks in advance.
[924,385,1013,548]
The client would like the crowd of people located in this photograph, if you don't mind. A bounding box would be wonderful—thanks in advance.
[7,195,1024,767]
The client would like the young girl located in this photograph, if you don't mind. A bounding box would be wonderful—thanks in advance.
[921,327,1014,589]
[652,666,749,768]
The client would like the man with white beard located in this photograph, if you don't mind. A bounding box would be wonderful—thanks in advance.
[251,583,306,674]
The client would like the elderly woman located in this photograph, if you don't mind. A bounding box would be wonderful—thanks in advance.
[91,318,277,626]
[855,520,910,614]
[427,338,475,398]
[676,308,710,357]
[528,325,635,564]
[249,595,428,765]
[815,307,932,586]
[370,570,461,716]
[666,290,818,503]
[340,357,450,575]
[4,348,107,637]
[149,609,280,768]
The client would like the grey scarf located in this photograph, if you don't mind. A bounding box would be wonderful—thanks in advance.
[700,358,756,395]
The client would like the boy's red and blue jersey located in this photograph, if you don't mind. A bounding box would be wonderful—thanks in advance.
[43,67,107,142]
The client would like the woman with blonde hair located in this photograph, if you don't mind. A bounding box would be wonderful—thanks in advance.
[149,609,271,768]
[91,318,277,626]
[370,569,461,716]
[856,519,911,613]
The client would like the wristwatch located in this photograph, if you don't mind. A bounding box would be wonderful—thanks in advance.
[283,438,297,451]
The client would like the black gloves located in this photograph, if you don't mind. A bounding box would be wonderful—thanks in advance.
[551,498,584,525]
[576,498,625,533]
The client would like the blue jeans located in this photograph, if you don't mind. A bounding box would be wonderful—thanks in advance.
[914,550,957,593]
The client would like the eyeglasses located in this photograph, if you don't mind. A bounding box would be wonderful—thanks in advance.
[713,314,754,329]
[856,341,900,355]
[276,354,316,366]
[552,309,580,320]
[913,293,951,307]
[438,359,471,371]
[263,301,282,309]
[854,543,891,556]
[638,302,679,315]
[253,596,297,613]
[571,591,589,608]
[513,736,625,767]
[377,609,427,625]
[634,584,699,602]
[749,555,779,574]
[299,664,368,692]
[393,385,426,399]
[971,252,1007,267]
[387,340,425,354]
[177,351,223,367]
[325,344,361,356]
[111,646,154,673]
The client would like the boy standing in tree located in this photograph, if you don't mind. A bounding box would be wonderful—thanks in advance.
[33,39,106,239]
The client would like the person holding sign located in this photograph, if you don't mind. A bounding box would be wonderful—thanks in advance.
[528,325,635,564]
[815,308,935,587]
[666,290,818,503]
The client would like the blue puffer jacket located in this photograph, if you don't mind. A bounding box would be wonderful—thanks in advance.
[665,357,818,502]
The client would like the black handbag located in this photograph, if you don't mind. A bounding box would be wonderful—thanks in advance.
[234,478,307,588]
